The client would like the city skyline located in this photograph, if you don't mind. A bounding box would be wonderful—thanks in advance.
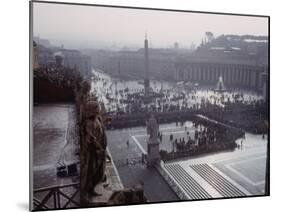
[33,2,268,49]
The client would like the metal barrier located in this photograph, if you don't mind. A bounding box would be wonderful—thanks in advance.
[33,183,80,210]
[114,156,144,168]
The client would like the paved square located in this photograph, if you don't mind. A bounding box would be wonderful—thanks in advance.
[107,121,268,200]
[227,157,266,185]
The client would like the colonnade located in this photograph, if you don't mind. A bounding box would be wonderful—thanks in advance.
[175,63,263,89]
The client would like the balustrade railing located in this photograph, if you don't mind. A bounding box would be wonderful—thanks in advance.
[33,183,80,210]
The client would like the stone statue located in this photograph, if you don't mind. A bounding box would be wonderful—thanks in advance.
[108,184,146,205]
[146,114,159,143]
[146,114,160,165]
[78,80,91,124]
[80,99,108,205]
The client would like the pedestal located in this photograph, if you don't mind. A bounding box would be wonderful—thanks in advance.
[147,140,160,166]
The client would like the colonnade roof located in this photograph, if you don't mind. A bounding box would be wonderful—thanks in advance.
[175,56,261,66]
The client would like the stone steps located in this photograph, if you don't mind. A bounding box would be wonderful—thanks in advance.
[165,163,211,199]
[190,163,245,197]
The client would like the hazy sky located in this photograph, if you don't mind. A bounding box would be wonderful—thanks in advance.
[33,2,268,49]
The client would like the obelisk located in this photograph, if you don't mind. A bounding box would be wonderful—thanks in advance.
[144,33,150,95]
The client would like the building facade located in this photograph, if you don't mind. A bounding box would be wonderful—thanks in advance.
[60,49,91,76]
[174,57,267,90]
[105,49,178,80]
[35,44,92,76]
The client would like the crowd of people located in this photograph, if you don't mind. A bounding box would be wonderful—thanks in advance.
[34,63,82,90]
[91,70,266,116]
[160,119,243,161]
[90,70,267,134]
[36,65,267,135]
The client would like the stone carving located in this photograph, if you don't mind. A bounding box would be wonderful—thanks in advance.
[108,184,146,205]
[146,114,159,143]
[78,80,91,124]
[80,99,108,205]
[146,114,160,165]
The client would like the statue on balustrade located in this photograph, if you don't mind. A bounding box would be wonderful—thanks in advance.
[77,80,91,124]
[80,99,110,205]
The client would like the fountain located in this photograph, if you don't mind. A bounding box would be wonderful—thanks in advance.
[214,75,227,92]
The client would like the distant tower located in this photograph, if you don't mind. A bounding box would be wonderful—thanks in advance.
[144,33,150,95]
